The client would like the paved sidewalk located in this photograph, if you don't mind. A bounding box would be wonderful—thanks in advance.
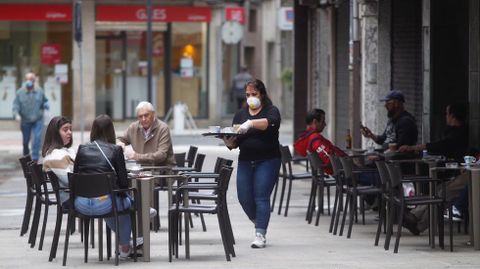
[1,127,480,268]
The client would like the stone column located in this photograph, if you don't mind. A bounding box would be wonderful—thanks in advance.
[72,0,95,140]
[360,0,382,148]
[208,6,222,125]
[469,0,480,146]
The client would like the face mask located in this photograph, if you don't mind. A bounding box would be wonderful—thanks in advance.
[25,81,33,89]
[247,97,261,110]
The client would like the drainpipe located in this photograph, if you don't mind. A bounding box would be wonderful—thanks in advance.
[351,0,361,148]
[329,6,337,143]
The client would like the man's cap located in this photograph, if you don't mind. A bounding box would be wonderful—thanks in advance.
[380,90,405,102]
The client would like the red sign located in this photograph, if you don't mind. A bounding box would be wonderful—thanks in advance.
[96,5,211,22]
[41,44,61,65]
[0,4,71,21]
[225,7,245,24]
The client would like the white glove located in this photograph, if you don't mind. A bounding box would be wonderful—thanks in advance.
[237,119,253,134]
[15,114,21,121]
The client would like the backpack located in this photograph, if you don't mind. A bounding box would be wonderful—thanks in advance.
[294,130,319,156]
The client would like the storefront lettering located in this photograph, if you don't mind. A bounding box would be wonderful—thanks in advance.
[136,8,167,21]
[46,12,67,20]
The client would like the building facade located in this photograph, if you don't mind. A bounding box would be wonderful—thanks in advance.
[294,0,479,149]
[0,0,294,131]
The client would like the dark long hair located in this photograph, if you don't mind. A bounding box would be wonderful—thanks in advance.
[42,116,72,157]
[90,114,116,144]
[244,79,273,107]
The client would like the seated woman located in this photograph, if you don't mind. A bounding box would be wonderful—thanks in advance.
[73,114,134,259]
[42,116,75,207]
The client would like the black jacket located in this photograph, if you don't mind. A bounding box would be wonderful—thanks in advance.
[427,125,469,162]
[74,141,129,190]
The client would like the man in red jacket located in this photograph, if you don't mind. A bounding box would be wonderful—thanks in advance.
[294,109,346,174]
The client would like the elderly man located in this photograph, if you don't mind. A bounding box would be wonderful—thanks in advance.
[118,101,175,167]
[13,72,49,161]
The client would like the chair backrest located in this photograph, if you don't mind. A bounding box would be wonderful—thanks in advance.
[375,160,389,190]
[175,152,187,167]
[213,157,232,173]
[339,157,353,179]
[385,162,402,189]
[186,146,198,168]
[28,162,45,191]
[279,145,294,176]
[217,166,234,195]
[193,153,206,172]
[46,171,63,205]
[328,154,343,177]
[307,152,325,179]
[68,172,116,198]
[19,155,32,178]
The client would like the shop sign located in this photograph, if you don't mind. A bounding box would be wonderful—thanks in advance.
[96,5,211,22]
[225,7,245,25]
[0,4,71,21]
[278,7,294,31]
[41,43,61,65]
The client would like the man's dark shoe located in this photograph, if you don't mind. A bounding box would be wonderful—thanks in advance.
[402,211,420,236]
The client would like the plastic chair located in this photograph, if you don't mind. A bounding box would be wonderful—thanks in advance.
[306,152,335,225]
[168,166,235,262]
[18,155,34,237]
[338,157,382,238]
[63,172,139,266]
[277,145,311,216]
[384,162,452,253]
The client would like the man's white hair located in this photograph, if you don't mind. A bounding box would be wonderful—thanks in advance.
[136,101,155,115]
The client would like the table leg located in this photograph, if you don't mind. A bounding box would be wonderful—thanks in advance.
[470,169,480,250]
[428,167,436,248]
[137,177,153,261]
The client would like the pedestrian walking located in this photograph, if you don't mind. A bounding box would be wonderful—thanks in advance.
[223,78,281,248]
[231,66,252,110]
[12,72,49,161]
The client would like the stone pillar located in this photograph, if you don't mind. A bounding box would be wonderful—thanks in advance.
[208,7,222,125]
[72,0,95,140]
[360,1,381,148]
[421,0,431,144]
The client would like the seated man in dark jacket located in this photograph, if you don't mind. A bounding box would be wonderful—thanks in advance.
[398,103,469,235]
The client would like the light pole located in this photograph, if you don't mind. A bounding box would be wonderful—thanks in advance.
[74,0,84,143]
[146,0,153,103]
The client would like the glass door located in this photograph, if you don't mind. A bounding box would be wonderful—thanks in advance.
[95,31,126,120]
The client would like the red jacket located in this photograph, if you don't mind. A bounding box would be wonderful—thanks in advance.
[294,128,347,174]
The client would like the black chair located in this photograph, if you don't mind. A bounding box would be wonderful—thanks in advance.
[168,166,235,262]
[185,146,198,168]
[63,172,139,266]
[18,155,34,237]
[384,162,452,253]
[174,152,187,168]
[306,152,335,225]
[374,161,391,247]
[28,162,55,250]
[277,145,311,216]
[328,154,346,234]
[152,153,206,232]
[338,157,382,238]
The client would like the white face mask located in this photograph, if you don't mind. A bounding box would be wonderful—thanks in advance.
[246,97,261,110]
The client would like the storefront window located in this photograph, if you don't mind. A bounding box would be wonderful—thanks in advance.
[0,21,72,119]
[170,22,208,118]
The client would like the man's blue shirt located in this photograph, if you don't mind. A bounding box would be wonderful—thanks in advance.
[12,87,49,123]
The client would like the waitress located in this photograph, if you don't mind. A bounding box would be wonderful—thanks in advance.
[224,79,281,248]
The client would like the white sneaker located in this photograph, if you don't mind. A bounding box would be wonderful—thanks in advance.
[119,247,131,260]
[251,233,266,248]
[130,237,144,249]
[149,208,157,218]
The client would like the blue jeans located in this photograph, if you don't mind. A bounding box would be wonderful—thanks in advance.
[74,195,132,245]
[20,119,43,161]
[237,158,281,235]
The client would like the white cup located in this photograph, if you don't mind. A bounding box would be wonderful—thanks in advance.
[464,156,476,164]
[208,125,221,133]
[130,166,142,175]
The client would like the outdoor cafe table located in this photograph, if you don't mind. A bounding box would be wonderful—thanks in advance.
[129,173,188,261]
[431,166,480,250]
